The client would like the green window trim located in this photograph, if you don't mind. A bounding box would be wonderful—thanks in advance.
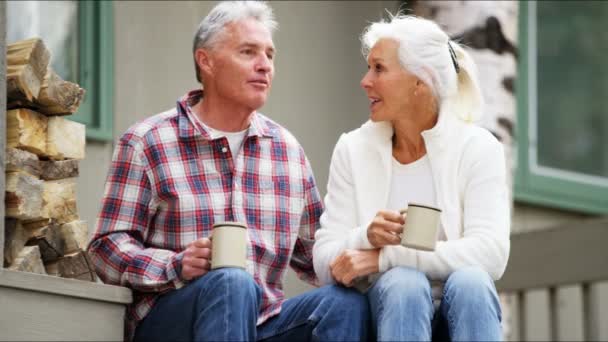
[72,1,113,141]
[514,1,608,215]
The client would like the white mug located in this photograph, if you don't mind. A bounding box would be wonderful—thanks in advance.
[211,222,247,269]
[399,203,442,251]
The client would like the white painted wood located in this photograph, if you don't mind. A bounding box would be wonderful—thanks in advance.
[0,283,126,341]
[555,285,585,341]
[0,269,131,304]
[588,281,608,341]
[500,292,521,341]
[498,218,608,291]
[523,288,552,341]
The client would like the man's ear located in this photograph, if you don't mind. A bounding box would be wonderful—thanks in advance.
[195,48,214,76]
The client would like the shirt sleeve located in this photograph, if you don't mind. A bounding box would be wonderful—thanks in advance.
[289,155,323,286]
[87,137,186,292]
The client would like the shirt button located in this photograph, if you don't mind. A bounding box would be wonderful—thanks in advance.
[221,147,228,153]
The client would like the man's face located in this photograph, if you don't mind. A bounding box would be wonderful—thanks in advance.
[202,18,275,111]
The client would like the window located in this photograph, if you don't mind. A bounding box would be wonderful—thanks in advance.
[515,1,608,214]
[7,1,113,141]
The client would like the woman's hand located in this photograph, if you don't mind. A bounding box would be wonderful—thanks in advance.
[367,210,405,248]
[330,249,380,286]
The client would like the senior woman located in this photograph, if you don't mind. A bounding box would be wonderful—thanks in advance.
[313,14,510,341]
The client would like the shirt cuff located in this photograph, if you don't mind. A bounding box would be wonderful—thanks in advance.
[347,225,374,250]
[166,251,187,290]
[379,246,417,273]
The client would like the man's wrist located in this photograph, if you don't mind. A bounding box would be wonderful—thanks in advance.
[168,251,188,289]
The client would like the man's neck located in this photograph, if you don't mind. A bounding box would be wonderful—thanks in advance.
[192,91,254,132]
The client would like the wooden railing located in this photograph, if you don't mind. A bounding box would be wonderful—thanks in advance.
[497,218,608,341]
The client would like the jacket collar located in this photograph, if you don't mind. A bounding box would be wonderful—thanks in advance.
[177,89,274,141]
[354,108,462,240]
[359,107,456,151]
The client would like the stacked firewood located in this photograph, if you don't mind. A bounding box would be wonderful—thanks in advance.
[4,38,96,282]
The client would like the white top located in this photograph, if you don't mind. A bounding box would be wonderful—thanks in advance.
[387,155,446,241]
[313,111,510,286]
[387,155,436,211]
[209,126,248,159]
[191,113,248,158]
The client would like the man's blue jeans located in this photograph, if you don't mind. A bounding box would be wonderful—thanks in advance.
[367,266,502,341]
[134,268,370,341]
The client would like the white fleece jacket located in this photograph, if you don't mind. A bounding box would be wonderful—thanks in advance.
[313,112,511,285]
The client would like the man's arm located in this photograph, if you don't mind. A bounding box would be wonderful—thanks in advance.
[88,232,185,292]
[87,138,185,292]
[289,156,323,286]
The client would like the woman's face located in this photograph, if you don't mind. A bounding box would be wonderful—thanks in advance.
[360,39,425,122]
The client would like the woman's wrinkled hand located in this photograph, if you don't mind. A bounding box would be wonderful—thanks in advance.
[330,249,380,287]
[367,210,405,248]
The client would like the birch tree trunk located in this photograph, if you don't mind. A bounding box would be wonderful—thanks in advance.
[411,1,519,340]
[412,0,517,191]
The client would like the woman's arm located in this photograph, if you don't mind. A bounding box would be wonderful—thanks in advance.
[313,134,376,285]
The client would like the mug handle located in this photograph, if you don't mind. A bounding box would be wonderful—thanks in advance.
[398,208,408,239]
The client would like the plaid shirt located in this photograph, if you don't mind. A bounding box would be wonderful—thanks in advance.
[88,90,323,340]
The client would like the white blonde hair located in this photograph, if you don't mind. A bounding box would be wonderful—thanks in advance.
[193,1,278,83]
[361,14,483,122]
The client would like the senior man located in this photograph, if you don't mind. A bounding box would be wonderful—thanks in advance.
[88,1,369,341]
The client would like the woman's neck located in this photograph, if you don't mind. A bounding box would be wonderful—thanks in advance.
[391,109,438,164]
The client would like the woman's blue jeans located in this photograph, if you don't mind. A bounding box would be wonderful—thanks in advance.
[367,266,502,341]
[134,268,370,341]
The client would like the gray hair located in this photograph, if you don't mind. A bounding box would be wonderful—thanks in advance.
[361,14,483,122]
[192,1,278,83]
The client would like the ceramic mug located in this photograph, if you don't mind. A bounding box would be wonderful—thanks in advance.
[399,203,442,251]
[211,221,247,269]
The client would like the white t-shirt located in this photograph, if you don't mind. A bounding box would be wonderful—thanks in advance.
[386,155,446,241]
[386,154,447,303]
[191,113,248,158]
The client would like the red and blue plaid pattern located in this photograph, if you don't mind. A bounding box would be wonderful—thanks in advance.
[88,90,323,339]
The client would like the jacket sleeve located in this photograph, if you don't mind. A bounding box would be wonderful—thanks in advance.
[290,155,324,286]
[87,137,185,292]
[379,136,511,281]
[313,134,376,285]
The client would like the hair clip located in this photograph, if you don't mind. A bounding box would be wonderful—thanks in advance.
[448,41,460,74]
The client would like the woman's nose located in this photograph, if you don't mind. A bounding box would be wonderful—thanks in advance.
[360,72,372,89]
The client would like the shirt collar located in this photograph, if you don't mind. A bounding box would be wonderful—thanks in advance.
[177,89,274,140]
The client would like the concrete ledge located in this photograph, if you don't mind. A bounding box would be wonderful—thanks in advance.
[0,269,132,304]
